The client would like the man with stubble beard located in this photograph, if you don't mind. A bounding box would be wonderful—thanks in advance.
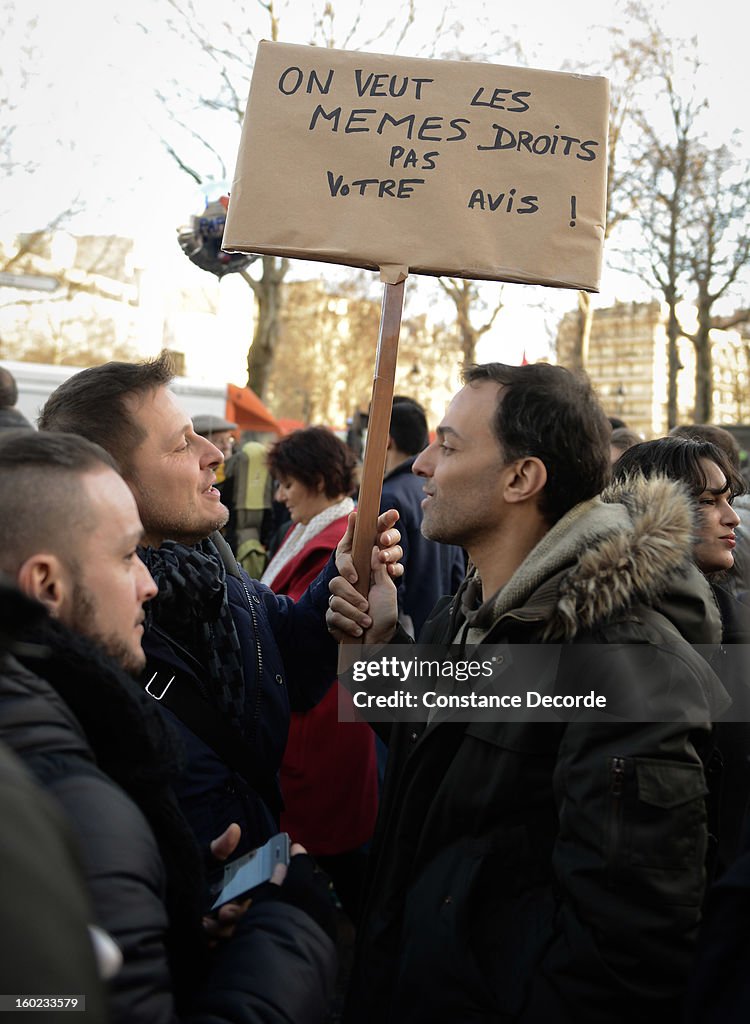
[328,362,728,1024]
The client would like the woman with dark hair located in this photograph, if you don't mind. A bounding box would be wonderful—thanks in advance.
[612,436,744,578]
[612,436,749,866]
[613,434,748,838]
[262,427,378,923]
[613,446,750,1023]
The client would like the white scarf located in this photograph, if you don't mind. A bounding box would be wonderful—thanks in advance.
[260,497,355,589]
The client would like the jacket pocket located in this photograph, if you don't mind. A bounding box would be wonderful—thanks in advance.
[631,758,708,867]
[605,756,708,905]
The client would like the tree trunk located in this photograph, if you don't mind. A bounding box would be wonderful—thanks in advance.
[692,302,713,423]
[569,290,594,371]
[244,256,287,399]
[460,322,478,367]
[437,277,502,369]
[666,301,681,429]
[457,298,478,366]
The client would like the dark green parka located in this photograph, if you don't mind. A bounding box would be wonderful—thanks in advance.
[347,476,729,1024]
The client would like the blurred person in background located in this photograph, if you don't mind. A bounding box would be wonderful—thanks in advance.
[192,414,237,483]
[192,413,237,460]
[381,397,466,637]
[0,365,33,430]
[222,440,275,578]
[262,426,379,924]
[609,426,642,465]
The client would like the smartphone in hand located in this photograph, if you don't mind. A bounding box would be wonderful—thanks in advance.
[208,832,291,911]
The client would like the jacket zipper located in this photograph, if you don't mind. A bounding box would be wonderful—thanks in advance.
[238,572,265,744]
[607,756,627,883]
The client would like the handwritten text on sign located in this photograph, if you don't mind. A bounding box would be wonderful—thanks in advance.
[223,42,609,290]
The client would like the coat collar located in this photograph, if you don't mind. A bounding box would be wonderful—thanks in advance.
[383,455,417,482]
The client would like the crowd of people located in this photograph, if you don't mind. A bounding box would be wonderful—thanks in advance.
[1,356,750,1022]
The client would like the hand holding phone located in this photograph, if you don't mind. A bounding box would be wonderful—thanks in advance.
[208,832,290,911]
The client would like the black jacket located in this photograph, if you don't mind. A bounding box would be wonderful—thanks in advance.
[0,595,336,1024]
[0,739,109,1021]
[140,535,339,854]
[347,477,728,1024]
[706,583,750,872]
[686,831,750,1024]
[683,587,750,1023]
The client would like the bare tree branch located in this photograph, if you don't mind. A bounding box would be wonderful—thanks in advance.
[161,141,204,184]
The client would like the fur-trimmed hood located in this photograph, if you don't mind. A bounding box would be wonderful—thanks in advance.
[458,473,721,645]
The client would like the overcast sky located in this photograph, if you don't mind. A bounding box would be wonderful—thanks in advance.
[4,0,743,233]
[2,0,745,365]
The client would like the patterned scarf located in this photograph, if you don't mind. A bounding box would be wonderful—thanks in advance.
[140,538,246,734]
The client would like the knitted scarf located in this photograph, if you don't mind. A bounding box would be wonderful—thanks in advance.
[140,538,246,735]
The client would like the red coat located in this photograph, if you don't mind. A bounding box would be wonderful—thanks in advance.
[269,516,378,855]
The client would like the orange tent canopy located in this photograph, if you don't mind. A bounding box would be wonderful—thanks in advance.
[225,383,280,434]
[276,417,306,436]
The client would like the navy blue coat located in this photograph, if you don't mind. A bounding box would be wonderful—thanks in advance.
[380,457,465,637]
[143,550,338,854]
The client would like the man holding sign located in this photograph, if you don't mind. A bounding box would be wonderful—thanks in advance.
[220,37,698,1021]
[328,362,726,1023]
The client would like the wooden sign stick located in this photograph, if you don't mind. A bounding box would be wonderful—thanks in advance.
[340,277,405,650]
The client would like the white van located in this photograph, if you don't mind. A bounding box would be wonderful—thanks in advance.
[3,359,229,428]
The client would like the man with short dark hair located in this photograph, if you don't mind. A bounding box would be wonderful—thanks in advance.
[39,355,401,855]
[0,430,157,673]
[329,362,727,1023]
[0,431,338,1023]
[380,397,465,637]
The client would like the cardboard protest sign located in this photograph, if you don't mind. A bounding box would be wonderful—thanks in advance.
[223,41,609,290]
